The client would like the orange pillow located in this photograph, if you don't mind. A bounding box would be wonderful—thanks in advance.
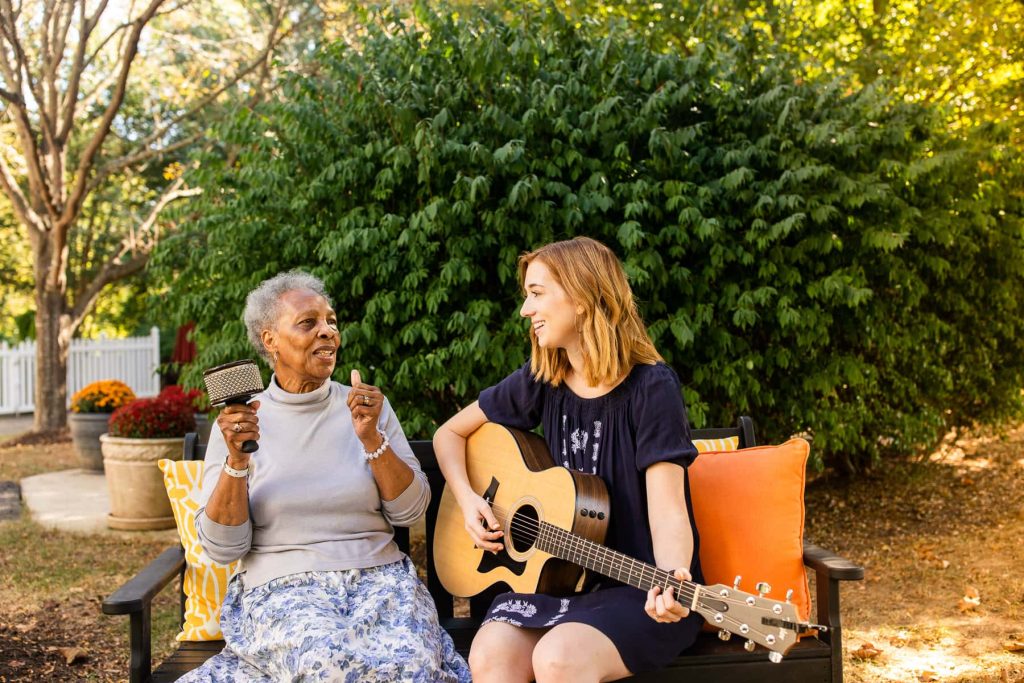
[689,438,810,623]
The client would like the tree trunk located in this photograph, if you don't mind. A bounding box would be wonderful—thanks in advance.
[33,290,71,433]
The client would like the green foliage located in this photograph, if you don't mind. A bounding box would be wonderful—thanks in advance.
[152,4,1024,471]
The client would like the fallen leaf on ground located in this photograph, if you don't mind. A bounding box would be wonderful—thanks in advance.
[1004,640,1024,652]
[14,619,37,633]
[919,671,939,682]
[852,643,883,660]
[959,586,982,611]
[55,646,87,665]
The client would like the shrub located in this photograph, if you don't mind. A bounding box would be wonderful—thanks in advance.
[108,397,197,439]
[70,380,136,414]
[159,385,210,414]
[154,4,1024,471]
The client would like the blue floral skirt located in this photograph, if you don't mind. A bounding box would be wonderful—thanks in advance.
[178,558,471,682]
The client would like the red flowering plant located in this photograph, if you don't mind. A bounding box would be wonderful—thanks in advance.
[159,385,211,414]
[108,396,197,439]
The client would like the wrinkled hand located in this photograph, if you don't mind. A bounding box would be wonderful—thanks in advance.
[459,493,504,553]
[346,369,384,443]
[217,401,260,464]
[645,568,692,623]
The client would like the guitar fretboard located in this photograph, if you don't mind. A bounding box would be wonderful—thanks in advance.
[535,521,699,604]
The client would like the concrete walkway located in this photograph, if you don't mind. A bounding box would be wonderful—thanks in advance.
[1,414,175,537]
[0,414,33,441]
[19,469,112,534]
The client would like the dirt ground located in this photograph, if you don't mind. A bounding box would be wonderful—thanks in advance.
[804,425,1024,682]
[0,425,1022,682]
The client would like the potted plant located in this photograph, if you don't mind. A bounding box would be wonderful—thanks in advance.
[159,385,213,443]
[100,395,196,530]
[68,380,136,471]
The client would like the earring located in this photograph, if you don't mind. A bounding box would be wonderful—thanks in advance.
[272,351,278,366]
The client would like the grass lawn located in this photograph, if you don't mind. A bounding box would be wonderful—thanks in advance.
[0,439,180,681]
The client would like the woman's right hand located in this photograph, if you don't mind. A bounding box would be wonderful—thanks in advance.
[459,492,504,553]
[217,401,261,465]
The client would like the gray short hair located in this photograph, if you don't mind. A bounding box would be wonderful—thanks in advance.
[243,271,333,362]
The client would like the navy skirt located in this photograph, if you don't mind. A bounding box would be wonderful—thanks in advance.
[483,583,704,674]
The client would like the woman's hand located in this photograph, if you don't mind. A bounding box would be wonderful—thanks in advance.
[217,401,261,466]
[347,369,385,445]
[645,567,692,623]
[458,492,504,553]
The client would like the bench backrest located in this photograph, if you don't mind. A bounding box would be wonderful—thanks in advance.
[180,416,756,621]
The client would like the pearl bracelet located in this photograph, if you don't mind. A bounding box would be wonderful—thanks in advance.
[364,428,390,461]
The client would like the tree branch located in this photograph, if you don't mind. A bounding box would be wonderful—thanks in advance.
[55,0,168,288]
[0,0,60,218]
[58,0,108,145]
[85,0,301,193]
[69,179,202,323]
[0,150,47,235]
[86,131,203,194]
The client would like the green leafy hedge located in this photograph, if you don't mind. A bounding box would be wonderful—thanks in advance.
[153,4,1024,471]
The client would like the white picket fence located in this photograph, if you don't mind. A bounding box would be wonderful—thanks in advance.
[0,327,161,416]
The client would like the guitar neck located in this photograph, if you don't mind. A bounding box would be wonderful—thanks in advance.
[536,520,697,601]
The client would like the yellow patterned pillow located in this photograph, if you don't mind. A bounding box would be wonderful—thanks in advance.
[692,436,740,453]
[158,459,239,641]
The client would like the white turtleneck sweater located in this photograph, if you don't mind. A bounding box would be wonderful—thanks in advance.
[195,376,430,590]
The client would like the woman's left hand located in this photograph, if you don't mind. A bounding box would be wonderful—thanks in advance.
[645,567,692,623]
[347,369,385,443]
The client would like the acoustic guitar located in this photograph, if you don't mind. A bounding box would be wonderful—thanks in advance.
[433,422,823,661]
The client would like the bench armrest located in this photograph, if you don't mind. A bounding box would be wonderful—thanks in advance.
[802,542,864,581]
[103,546,185,615]
[102,546,184,683]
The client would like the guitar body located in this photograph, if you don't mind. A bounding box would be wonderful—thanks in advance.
[434,422,611,598]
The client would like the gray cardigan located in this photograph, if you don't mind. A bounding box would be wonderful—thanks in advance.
[195,376,430,590]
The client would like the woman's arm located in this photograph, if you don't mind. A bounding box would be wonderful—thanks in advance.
[433,401,504,552]
[202,401,260,526]
[644,461,694,623]
[195,402,259,563]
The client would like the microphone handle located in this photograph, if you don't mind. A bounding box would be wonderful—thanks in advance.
[225,396,260,454]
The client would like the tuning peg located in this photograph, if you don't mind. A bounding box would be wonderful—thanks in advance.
[733,575,742,590]
[785,589,793,603]
[718,629,732,641]
[756,581,772,596]
[769,652,783,664]
[744,639,756,652]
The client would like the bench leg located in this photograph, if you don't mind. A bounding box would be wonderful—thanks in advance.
[816,576,844,683]
[129,605,152,683]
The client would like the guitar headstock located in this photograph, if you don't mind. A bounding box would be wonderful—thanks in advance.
[693,577,820,661]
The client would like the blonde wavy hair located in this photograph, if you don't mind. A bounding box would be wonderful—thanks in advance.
[518,236,662,387]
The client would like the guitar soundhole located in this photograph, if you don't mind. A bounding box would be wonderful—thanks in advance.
[508,504,540,554]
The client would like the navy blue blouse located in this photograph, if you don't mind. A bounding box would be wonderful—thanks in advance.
[479,361,700,572]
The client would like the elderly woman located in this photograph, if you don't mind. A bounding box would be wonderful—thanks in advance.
[179,271,470,682]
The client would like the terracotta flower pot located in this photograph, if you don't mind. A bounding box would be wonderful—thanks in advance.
[68,413,112,471]
[100,434,183,530]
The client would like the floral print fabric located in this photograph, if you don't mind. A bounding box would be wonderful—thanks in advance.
[177,558,470,682]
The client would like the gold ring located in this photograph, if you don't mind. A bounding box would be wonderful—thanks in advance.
[233,423,242,433]
[363,395,370,406]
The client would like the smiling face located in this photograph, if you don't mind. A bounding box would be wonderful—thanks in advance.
[520,260,580,352]
[262,288,339,393]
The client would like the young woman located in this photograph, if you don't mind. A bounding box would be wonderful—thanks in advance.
[434,237,703,682]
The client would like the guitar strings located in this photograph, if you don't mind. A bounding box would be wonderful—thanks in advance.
[478,500,791,617]
[465,499,791,639]
[477,499,700,603]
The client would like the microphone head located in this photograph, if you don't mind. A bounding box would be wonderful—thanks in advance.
[203,360,265,406]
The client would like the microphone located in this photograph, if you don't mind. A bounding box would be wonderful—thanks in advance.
[203,359,265,453]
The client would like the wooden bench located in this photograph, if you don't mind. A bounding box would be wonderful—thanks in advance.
[103,417,864,682]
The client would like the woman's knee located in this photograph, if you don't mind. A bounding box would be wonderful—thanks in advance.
[533,625,629,683]
[532,636,578,682]
[470,624,535,682]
